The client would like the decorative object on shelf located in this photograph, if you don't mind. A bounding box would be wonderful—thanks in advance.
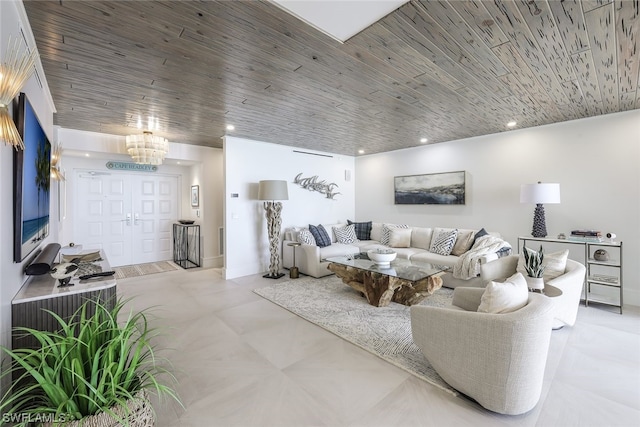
[0,35,38,150]
[293,173,340,199]
[259,180,289,279]
[394,171,465,205]
[367,248,397,267]
[557,233,566,239]
[190,185,199,207]
[0,298,181,426]
[593,249,609,262]
[125,131,168,165]
[520,181,561,238]
[523,244,545,290]
[606,232,616,242]
[569,229,603,242]
[50,142,65,181]
[49,262,79,287]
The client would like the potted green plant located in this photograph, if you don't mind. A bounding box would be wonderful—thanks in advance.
[523,244,545,290]
[0,298,181,426]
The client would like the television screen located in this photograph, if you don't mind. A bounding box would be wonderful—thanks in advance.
[13,93,51,262]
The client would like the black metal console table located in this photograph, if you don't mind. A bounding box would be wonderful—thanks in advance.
[173,223,201,269]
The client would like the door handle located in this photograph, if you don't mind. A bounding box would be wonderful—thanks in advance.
[134,213,140,225]
[125,213,131,225]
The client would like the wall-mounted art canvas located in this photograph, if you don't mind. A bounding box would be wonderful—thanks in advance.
[13,93,51,262]
[394,171,465,205]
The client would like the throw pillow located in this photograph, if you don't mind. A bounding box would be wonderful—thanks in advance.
[451,230,475,256]
[429,228,458,256]
[347,220,372,240]
[471,227,489,248]
[478,272,529,314]
[297,228,316,246]
[381,224,409,246]
[334,224,358,244]
[308,224,331,248]
[389,228,412,248]
[517,248,569,282]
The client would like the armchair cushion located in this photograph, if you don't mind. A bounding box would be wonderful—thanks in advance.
[477,272,528,314]
[517,249,569,281]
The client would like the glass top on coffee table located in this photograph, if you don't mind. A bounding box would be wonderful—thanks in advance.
[325,255,448,282]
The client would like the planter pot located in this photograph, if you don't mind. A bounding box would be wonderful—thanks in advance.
[44,389,155,427]
[525,276,545,291]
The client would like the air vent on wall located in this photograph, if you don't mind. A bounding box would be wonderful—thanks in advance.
[292,150,333,158]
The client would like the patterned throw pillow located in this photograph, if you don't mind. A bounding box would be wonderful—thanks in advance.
[429,228,458,256]
[381,224,409,246]
[334,224,358,244]
[347,220,372,240]
[309,224,332,248]
[297,228,316,246]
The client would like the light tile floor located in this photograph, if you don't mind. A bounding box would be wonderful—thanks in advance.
[117,268,640,427]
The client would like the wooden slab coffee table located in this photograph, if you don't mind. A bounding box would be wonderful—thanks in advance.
[326,255,447,307]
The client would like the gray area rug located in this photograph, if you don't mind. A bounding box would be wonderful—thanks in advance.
[253,275,457,396]
[114,261,180,280]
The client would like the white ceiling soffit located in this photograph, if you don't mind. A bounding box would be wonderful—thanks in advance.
[272,0,408,43]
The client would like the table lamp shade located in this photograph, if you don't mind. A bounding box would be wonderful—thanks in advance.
[258,180,289,201]
[520,183,561,204]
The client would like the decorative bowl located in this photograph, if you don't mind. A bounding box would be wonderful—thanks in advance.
[178,219,195,225]
[367,249,397,266]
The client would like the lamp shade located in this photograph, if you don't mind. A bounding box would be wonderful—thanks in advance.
[520,183,560,204]
[258,180,289,201]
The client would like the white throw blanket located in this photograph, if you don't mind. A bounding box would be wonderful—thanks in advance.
[453,235,512,280]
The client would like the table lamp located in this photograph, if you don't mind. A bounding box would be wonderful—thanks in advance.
[520,182,561,238]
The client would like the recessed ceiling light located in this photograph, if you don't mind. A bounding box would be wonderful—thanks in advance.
[420,137,428,143]
[85,153,90,157]
[507,121,517,127]
[358,149,364,154]
[226,124,235,131]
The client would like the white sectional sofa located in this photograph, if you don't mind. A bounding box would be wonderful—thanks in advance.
[282,221,511,287]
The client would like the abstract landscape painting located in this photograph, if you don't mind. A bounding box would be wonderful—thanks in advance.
[394,171,465,205]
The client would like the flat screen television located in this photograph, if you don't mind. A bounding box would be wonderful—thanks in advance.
[13,92,51,262]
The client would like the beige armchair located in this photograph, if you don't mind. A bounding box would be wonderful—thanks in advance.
[480,254,586,328]
[411,288,554,415]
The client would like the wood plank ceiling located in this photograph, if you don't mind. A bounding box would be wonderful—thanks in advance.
[23,0,639,156]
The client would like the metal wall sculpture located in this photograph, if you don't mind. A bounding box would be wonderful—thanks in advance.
[293,173,340,199]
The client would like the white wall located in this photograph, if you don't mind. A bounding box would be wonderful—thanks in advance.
[0,0,57,378]
[223,136,355,279]
[57,128,225,268]
[355,110,640,306]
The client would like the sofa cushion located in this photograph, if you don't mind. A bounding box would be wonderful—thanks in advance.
[370,223,384,242]
[319,243,359,259]
[430,228,458,256]
[320,223,346,243]
[517,249,569,282]
[297,228,316,246]
[410,251,459,267]
[334,224,358,244]
[309,224,332,247]
[381,224,409,245]
[471,227,489,248]
[411,227,433,250]
[347,220,372,240]
[389,228,412,248]
[477,272,529,314]
[451,229,475,256]
[393,247,428,260]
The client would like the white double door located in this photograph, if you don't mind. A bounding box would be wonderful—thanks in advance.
[74,171,179,267]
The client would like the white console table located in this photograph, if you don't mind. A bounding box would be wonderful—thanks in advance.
[12,250,117,349]
[518,236,623,314]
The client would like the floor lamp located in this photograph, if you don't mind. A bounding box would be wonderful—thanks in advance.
[258,180,289,279]
[520,182,561,238]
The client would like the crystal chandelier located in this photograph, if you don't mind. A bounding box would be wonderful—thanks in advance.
[125,131,168,165]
